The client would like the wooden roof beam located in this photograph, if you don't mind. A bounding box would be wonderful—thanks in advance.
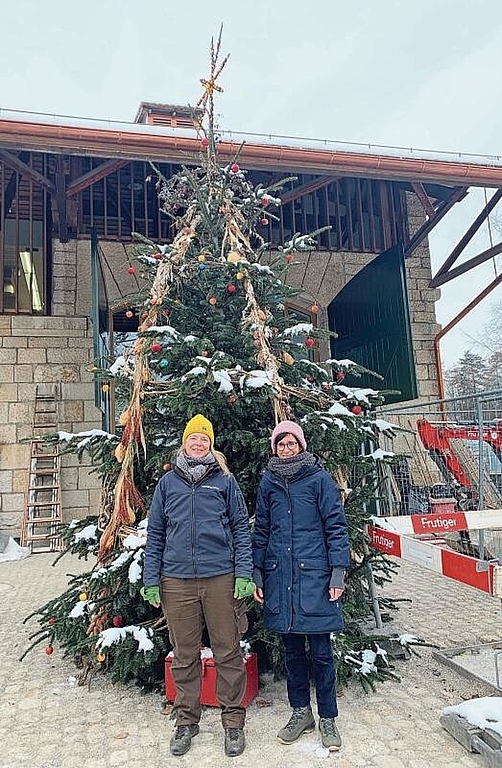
[0,149,55,194]
[55,157,68,242]
[411,182,436,219]
[430,187,502,285]
[430,241,502,288]
[66,158,129,197]
[404,187,468,258]
[280,175,341,205]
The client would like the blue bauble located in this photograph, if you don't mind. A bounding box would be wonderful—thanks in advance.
[159,359,169,368]
[198,263,207,271]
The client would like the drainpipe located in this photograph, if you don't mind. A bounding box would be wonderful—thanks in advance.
[433,272,502,399]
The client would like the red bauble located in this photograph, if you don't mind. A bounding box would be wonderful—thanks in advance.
[352,405,362,415]
[201,137,209,148]
[305,338,315,348]
[48,617,56,625]
[311,303,320,314]
[261,196,269,206]
[45,646,54,655]
[112,616,123,628]
[153,252,162,260]
[150,342,162,354]
[125,310,134,319]
[307,375,315,383]
[228,394,238,404]
[336,371,345,382]
[163,462,171,471]
[227,283,236,293]
[260,217,269,225]
[286,254,294,263]
[230,163,240,173]
[322,382,330,390]
[126,266,135,275]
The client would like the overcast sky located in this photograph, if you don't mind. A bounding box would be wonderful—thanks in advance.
[3,0,502,367]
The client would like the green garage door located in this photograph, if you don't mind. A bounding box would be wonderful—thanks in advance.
[328,244,418,404]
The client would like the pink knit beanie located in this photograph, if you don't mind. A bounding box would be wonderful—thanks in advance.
[270,420,307,452]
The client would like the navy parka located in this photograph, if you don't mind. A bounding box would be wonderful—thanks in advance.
[252,458,350,634]
[143,465,253,586]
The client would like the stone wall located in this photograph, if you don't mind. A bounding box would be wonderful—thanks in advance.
[0,310,102,538]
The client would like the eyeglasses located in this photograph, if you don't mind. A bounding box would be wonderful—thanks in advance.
[276,441,299,452]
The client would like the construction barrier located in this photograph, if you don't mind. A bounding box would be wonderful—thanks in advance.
[369,509,502,597]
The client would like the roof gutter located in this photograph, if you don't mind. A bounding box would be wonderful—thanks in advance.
[1,119,502,187]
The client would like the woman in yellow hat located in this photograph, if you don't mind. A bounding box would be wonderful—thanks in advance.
[143,414,255,758]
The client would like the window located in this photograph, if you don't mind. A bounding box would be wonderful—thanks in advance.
[0,157,48,314]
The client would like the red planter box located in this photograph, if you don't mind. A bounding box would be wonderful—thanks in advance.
[165,651,258,707]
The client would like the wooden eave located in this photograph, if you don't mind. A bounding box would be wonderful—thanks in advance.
[1,117,502,188]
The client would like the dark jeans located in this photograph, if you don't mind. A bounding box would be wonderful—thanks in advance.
[281,632,338,719]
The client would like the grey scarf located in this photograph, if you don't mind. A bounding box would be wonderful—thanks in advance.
[176,452,218,483]
[268,451,316,482]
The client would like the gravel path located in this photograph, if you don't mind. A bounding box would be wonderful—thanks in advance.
[1,552,501,767]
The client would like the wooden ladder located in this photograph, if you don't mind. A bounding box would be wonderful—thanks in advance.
[20,385,63,553]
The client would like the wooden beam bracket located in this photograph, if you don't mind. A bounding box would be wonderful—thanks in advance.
[0,149,55,194]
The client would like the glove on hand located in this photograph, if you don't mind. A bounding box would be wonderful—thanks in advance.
[234,577,256,599]
[140,585,161,606]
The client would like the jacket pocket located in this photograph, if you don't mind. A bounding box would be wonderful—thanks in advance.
[298,558,331,616]
[263,559,280,614]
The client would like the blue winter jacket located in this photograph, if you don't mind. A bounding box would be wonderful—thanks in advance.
[143,465,253,586]
[252,458,350,634]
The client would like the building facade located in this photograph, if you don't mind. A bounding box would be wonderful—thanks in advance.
[0,103,480,536]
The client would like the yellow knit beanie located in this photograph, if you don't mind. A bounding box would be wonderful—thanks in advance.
[182,414,215,446]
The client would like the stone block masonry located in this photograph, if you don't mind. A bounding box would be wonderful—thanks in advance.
[0,314,102,537]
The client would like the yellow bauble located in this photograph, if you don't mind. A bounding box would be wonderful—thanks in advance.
[227,251,241,264]
[198,254,206,262]
[101,384,109,393]
[236,272,244,280]
[79,592,87,601]
[96,653,106,662]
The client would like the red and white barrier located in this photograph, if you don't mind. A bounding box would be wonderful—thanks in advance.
[368,509,502,597]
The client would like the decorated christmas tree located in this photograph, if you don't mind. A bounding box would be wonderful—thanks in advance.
[23,31,399,692]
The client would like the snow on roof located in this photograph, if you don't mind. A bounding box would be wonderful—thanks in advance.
[1,107,502,167]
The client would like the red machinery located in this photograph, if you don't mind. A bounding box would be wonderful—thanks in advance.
[416,417,502,504]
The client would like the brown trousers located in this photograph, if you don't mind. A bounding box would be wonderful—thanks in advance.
[161,572,247,728]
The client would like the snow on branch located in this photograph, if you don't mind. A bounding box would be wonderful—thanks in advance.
[96,625,154,653]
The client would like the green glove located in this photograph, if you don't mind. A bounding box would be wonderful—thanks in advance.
[234,577,256,599]
[140,586,161,606]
